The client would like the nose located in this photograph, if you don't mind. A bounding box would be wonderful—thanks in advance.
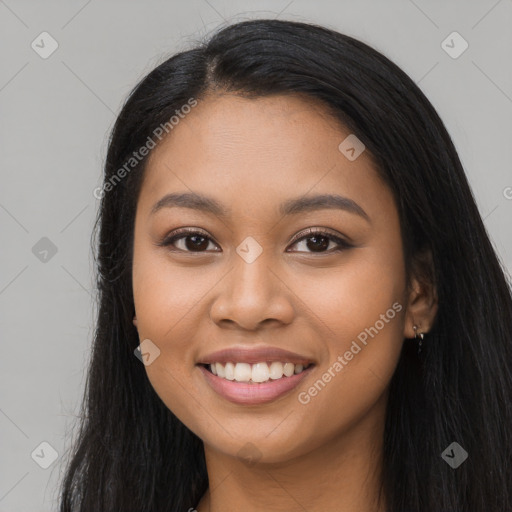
[209,255,295,331]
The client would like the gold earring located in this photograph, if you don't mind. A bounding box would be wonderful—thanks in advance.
[413,325,425,355]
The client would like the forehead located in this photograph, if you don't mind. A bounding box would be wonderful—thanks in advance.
[139,93,391,222]
[147,93,354,167]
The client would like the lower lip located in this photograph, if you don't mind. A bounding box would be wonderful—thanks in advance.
[198,364,314,405]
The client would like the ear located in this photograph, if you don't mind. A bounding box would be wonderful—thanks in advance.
[133,314,138,327]
[403,248,439,338]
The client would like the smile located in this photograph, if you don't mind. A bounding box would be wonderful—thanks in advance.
[198,362,315,405]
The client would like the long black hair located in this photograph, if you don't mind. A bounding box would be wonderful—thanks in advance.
[59,18,512,511]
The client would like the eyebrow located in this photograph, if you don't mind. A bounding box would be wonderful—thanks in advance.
[151,192,370,223]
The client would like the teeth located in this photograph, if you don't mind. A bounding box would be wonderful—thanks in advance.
[208,361,310,383]
[234,362,252,382]
[216,362,225,378]
[252,362,270,383]
[283,362,294,377]
[224,362,235,380]
[269,361,284,380]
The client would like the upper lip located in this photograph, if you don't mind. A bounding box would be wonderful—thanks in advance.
[197,346,315,365]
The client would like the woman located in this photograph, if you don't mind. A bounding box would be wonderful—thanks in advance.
[59,18,512,512]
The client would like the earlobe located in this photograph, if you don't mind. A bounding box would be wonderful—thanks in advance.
[133,315,138,327]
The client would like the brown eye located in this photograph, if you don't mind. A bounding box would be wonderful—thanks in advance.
[288,228,352,254]
[159,229,219,253]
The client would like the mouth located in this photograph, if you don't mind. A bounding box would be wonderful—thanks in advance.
[197,361,315,405]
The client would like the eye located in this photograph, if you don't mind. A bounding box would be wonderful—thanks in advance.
[287,227,352,254]
[158,228,220,253]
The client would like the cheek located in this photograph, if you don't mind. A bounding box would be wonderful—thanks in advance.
[132,242,200,383]
[132,242,206,350]
[291,245,406,422]
[299,242,406,353]
[132,252,209,430]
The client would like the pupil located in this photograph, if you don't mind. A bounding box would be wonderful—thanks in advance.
[186,235,209,251]
[307,235,329,252]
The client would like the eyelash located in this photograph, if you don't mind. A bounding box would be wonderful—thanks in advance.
[158,227,352,254]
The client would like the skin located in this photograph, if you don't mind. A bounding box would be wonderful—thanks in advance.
[131,92,438,512]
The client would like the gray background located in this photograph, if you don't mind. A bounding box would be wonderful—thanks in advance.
[1,1,511,510]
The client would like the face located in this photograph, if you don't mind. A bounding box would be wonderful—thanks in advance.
[132,92,416,464]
